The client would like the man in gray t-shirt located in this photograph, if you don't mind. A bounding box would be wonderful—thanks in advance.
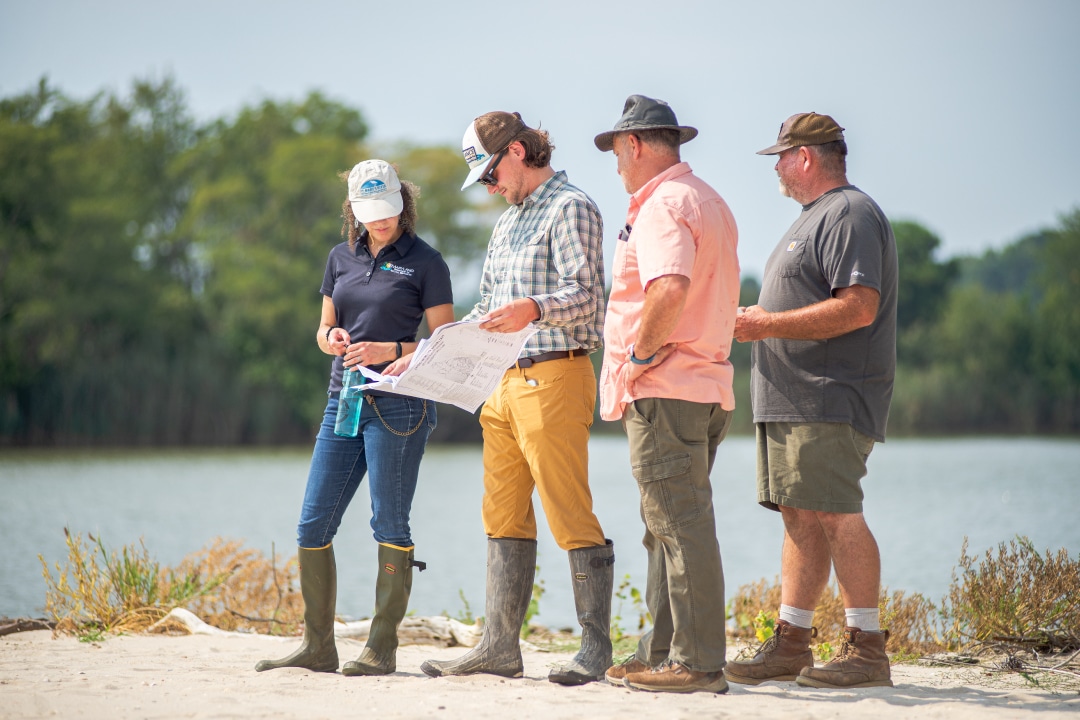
[729,113,898,690]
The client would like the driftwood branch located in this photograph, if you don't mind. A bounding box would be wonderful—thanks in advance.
[148,608,486,648]
[0,618,55,637]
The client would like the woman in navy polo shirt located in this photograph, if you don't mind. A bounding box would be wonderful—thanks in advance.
[256,160,454,677]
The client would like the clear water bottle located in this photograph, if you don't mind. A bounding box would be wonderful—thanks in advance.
[334,366,366,437]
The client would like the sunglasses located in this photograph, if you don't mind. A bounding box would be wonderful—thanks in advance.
[478,149,508,187]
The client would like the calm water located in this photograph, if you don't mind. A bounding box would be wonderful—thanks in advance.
[1,436,1078,631]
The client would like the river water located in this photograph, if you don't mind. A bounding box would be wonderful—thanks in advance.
[1,436,1077,631]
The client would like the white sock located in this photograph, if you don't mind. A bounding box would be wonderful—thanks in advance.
[845,607,880,632]
[779,604,815,629]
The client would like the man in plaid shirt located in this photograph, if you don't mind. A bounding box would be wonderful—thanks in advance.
[421,111,613,686]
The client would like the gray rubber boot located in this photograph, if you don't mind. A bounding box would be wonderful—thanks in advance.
[255,545,339,673]
[549,539,615,685]
[342,544,421,676]
[420,537,537,678]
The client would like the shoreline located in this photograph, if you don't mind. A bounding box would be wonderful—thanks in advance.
[3,629,1077,719]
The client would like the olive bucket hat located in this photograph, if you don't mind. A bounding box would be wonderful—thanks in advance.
[594,94,698,152]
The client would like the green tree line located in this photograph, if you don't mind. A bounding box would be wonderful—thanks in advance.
[0,78,496,446]
[2,79,1077,446]
[726,213,1080,436]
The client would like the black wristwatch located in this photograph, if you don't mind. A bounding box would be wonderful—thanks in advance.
[395,341,403,359]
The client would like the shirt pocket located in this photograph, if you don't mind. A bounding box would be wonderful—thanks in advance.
[514,231,550,284]
[777,237,809,278]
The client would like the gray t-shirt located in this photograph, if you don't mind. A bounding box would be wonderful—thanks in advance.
[751,186,898,441]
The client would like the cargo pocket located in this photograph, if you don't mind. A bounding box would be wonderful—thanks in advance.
[632,453,697,533]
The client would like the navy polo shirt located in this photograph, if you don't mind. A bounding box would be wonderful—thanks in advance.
[320,231,453,394]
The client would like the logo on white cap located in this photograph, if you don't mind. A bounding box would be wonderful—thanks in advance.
[358,179,387,197]
[463,146,483,165]
[460,121,495,190]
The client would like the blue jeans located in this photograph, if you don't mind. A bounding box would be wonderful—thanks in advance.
[297,394,436,549]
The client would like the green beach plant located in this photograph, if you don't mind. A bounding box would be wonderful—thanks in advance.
[940,536,1080,652]
[39,529,226,638]
[610,574,651,643]
[39,530,300,638]
[521,564,546,640]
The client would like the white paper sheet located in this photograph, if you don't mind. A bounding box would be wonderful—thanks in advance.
[359,321,538,412]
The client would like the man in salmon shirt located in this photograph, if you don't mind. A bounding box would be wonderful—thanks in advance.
[594,95,740,694]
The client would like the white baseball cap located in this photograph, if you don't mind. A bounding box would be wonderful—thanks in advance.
[347,160,403,223]
[459,111,526,190]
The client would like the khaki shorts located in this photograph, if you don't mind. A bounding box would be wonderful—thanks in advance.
[756,422,876,514]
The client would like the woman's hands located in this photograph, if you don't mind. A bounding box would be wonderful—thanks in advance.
[342,341,398,368]
[325,326,351,356]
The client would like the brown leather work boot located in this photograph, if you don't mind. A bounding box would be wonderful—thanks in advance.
[604,656,650,686]
[725,620,816,685]
[796,627,893,688]
[624,660,729,694]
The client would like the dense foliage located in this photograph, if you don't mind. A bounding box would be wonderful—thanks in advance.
[1,78,1077,445]
[0,78,493,445]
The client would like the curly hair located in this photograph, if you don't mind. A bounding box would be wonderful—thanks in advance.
[338,171,420,249]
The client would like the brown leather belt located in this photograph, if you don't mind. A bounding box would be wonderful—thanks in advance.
[511,350,575,369]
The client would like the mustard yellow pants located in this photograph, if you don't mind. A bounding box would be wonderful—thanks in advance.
[479,354,605,550]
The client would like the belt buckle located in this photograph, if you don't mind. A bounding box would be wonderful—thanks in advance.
[517,357,535,368]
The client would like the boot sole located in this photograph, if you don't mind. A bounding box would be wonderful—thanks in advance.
[254,662,339,673]
[796,676,893,689]
[341,664,393,677]
[724,670,800,685]
[421,661,523,679]
[625,678,729,694]
[549,670,601,686]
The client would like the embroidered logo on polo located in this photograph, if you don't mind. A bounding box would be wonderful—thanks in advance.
[463,146,485,165]
[787,241,802,252]
[379,262,415,276]
[359,179,387,197]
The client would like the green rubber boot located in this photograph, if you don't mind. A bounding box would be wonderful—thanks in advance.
[255,545,339,673]
[342,544,422,676]
[420,538,537,678]
[549,539,615,685]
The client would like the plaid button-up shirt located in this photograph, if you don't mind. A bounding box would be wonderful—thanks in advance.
[463,171,606,357]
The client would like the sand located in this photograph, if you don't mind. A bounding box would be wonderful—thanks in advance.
[2,629,1077,719]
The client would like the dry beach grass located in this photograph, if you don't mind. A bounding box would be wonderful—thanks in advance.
[9,529,1076,718]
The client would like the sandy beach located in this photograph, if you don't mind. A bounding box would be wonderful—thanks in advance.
[3,628,1077,720]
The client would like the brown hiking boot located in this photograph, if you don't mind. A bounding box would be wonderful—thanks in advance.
[725,619,816,685]
[796,627,893,688]
[624,660,729,694]
[604,657,650,685]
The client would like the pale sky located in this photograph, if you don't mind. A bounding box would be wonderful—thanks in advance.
[3,0,1078,278]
